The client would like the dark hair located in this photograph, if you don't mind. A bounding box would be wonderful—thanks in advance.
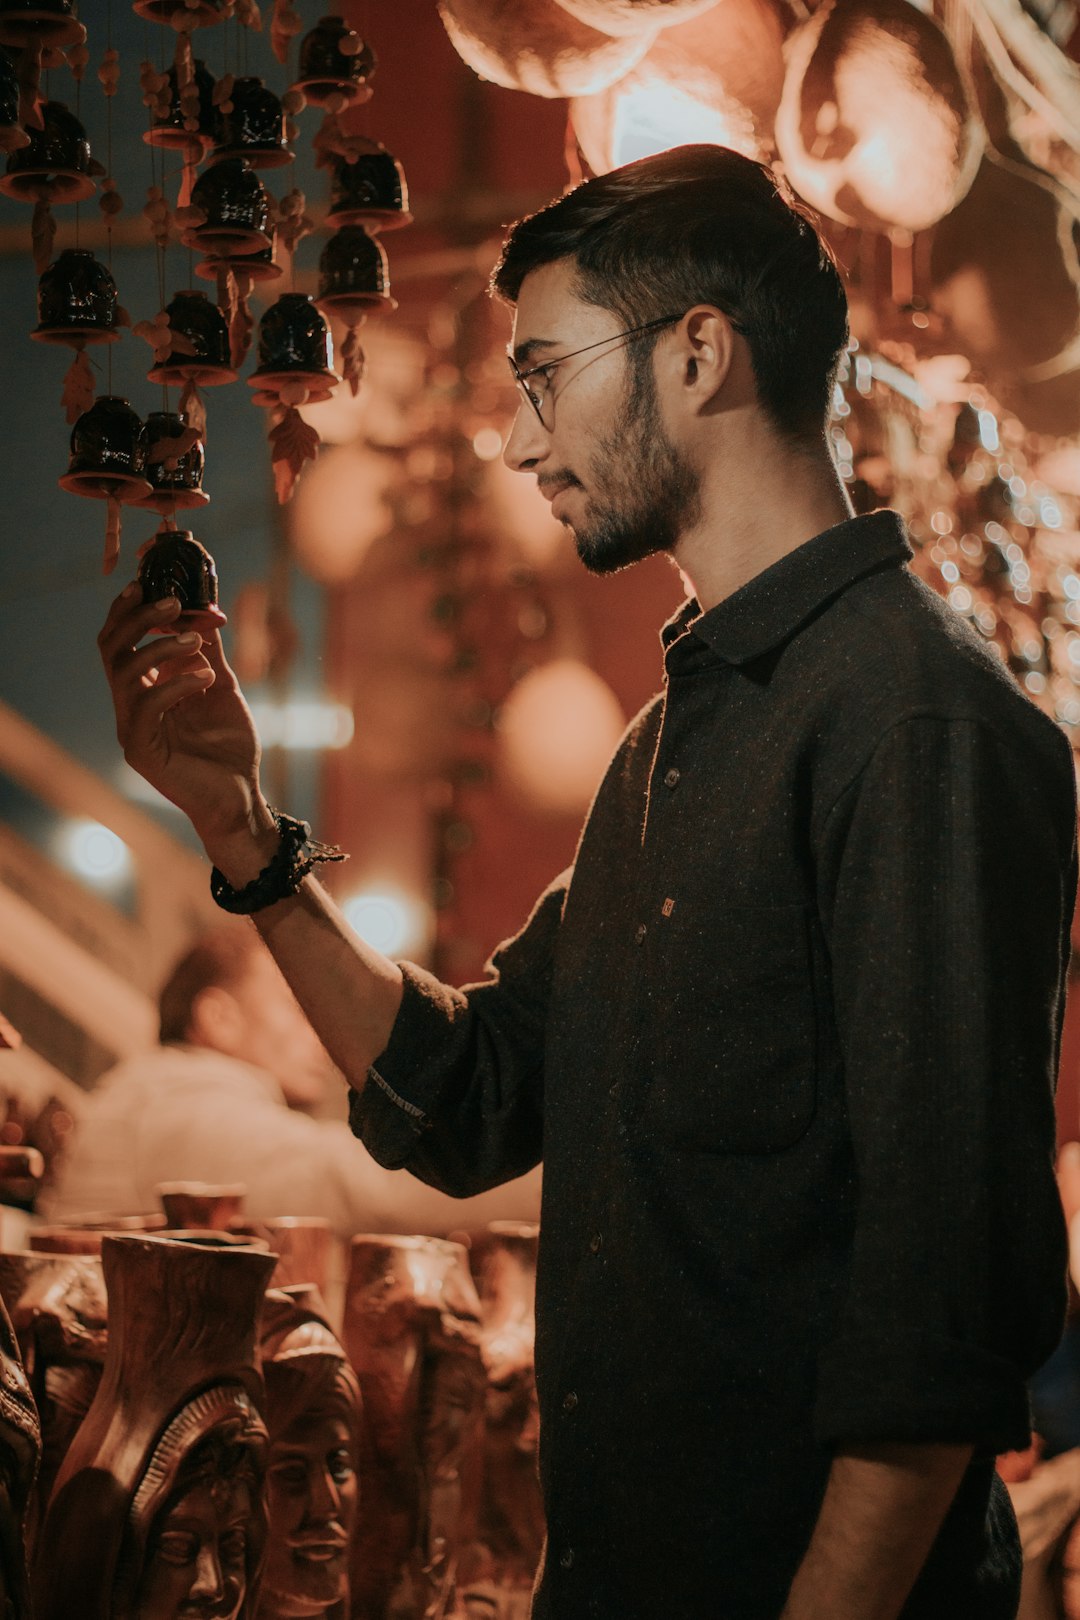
[157,924,263,1045]
[491,144,849,443]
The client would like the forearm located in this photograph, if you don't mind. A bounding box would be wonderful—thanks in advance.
[203,806,404,1093]
[780,1442,973,1620]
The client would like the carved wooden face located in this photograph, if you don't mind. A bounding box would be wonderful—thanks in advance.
[134,1472,254,1620]
[261,1399,358,1617]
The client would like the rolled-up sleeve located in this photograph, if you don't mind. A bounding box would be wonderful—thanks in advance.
[348,869,570,1196]
[814,711,1076,1454]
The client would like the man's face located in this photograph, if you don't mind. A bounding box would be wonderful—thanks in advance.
[503,258,701,574]
[262,1406,357,1616]
[135,1476,251,1620]
[228,950,333,1112]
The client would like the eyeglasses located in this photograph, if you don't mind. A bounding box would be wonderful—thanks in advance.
[508,313,688,430]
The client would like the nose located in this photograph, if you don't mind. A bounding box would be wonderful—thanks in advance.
[307,1461,344,1522]
[502,400,549,473]
[190,1543,226,1605]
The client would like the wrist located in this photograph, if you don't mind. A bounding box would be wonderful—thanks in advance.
[199,798,279,888]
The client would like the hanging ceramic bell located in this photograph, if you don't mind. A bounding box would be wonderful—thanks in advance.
[134,412,209,514]
[181,156,272,259]
[1,99,96,201]
[248,292,339,403]
[326,143,411,233]
[59,396,149,500]
[132,0,228,25]
[195,235,283,285]
[316,227,395,322]
[137,528,227,629]
[293,16,376,109]
[32,249,119,345]
[208,76,291,170]
[143,58,219,153]
[0,0,85,48]
[147,290,237,386]
[0,45,29,152]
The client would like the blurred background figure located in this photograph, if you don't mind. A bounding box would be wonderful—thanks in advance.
[43,923,540,1238]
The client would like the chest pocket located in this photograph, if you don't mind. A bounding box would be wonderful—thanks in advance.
[640,901,818,1154]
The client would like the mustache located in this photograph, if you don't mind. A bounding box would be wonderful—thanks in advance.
[537,472,583,497]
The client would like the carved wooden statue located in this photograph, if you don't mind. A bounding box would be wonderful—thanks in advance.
[0,1291,41,1620]
[342,1235,486,1620]
[459,1224,543,1620]
[0,1250,107,1553]
[257,1285,362,1620]
[34,1232,276,1620]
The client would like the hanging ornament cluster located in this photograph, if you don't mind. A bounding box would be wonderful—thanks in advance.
[1,1,410,594]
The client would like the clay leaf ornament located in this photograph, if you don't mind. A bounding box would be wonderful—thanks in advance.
[60,349,96,426]
[271,0,303,65]
[269,405,319,503]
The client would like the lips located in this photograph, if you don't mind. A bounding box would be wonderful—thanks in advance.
[290,1532,348,1563]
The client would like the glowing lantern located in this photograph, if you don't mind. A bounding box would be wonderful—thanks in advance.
[437,0,654,98]
[774,0,982,234]
[554,0,721,35]
[497,659,625,816]
[570,0,783,172]
[288,441,401,584]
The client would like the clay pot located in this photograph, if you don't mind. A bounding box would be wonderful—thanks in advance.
[32,249,119,346]
[210,75,291,169]
[137,529,227,630]
[59,396,151,503]
[775,0,983,233]
[133,411,209,513]
[0,47,29,153]
[1,99,94,202]
[316,227,395,324]
[182,157,272,258]
[158,1182,247,1231]
[0,0,85,48]
[249,292,339,396]
[147,289,237,386]
[438,0,653,97]
[143,58,220,154]
[50,1212,167,1233]
[294,15,376,107]
[326,145,412,233]
[28,1228,103,1255]
[553,0,721,34]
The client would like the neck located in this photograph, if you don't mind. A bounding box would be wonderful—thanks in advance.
[672,415,854,612]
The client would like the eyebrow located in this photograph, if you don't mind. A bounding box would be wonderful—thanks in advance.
[511,337,561,366]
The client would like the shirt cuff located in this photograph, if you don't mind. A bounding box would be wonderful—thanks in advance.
[815,1327,1032,1454]
[347,962,459,1170]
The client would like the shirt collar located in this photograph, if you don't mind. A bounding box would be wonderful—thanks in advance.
[660,509,913,667]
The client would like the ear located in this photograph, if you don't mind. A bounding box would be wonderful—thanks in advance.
[663,306,741,416]
[188,984,245,1055]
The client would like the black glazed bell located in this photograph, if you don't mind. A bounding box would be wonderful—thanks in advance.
[0,0,85,48]
[144,59,220,153]
[1,100,95,202]
[326,144,411,233]
[316,228,395,324]
[209,77,291,170]
[294,15,375,108]
[138,529,226,630]
[0,47,28,153]
[248,292,338,396]
[147,290,237,386]
[182,157,272,258]
[134,412,208,513]
[59,396,151,501]
[132,0,228,25]
[33,249,119,345]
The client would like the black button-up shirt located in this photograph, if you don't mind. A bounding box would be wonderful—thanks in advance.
[351,511,1077,1619]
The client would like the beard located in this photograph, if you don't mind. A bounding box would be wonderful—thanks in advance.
[569,363,701,576]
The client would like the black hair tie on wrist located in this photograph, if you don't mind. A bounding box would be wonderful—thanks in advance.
[210,809,347,915]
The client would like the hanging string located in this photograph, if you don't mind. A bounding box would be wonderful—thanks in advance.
[105,0,113,393]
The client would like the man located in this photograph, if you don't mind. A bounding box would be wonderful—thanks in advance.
[46,924,540,1238]
[98,145,1076,1618]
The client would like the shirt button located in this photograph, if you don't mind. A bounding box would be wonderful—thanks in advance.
[562,1390,578,1412]
[589,1232,603,1254]
[634,923,647,945]
[663,767,680,789]
[560,1548,575,1570]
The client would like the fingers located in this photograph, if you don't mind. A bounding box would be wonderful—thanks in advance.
[122,668,216,759]
[99,589,183,671]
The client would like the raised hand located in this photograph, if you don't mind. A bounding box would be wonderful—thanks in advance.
[97,584,264,847]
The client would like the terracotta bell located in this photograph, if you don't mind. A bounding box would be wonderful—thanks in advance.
[293,15,376,108]
[248,292,339,400]
[147,289,237,386]
[182,156,272,258]
[0,47,29,153]
[138,528,227,629]
[33,249,119,345]
[326,143,411,232]
[316,226,395,323]
[143,58,220,154]
[195,235,283,285]
[132,0,229,25]
[133,411,209,513]
[209,76,291,169]
[0,0,85,48]
[59,396,151,502]
[1,100,95,202]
